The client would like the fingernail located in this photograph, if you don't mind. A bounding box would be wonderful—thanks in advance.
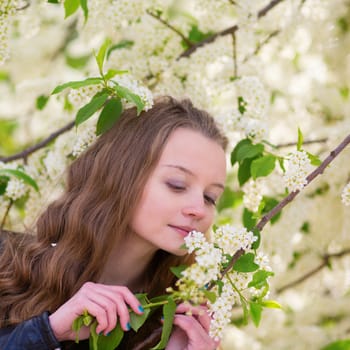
[106,332,111,336]
[138,305,144,313]
[126,322,131,331]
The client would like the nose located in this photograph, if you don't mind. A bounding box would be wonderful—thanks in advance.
[181,197,207,220]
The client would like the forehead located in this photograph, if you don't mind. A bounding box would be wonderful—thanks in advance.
[157,128,226,182]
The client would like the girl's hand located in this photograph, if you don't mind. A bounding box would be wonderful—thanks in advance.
[48,282,144,342]
[166,303,219,350]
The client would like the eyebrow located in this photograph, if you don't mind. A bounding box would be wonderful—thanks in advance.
[163,164,225,190]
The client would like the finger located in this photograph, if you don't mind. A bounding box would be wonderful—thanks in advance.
[173,314,216,347]
[176,304,211,332]
[95,284,144,315]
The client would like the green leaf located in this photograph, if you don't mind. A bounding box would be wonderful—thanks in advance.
[297,127,303,151]
[321,339,350,350]
[233,252,259,272]
[188,25,212,43]
[96,98,123,135]
[236,143,264,162]
[243,208,257,230]
[260,300,282,309]
[65,53,91,69]
[238,96,247,115]
[0,169,39,192]
[96,38,112,75]
[170,265,188,278]
[151,297,176,350]
[48,0,60,3]
[251,155,276,179]
[249,302,262,327]
[231,138,252,166]
[79,0,88,22]
[203,290,217,304]
[113,83,145,115]
[261,197,281,224]
[306,151,322,166]
[238,158,253,186]
[89,321,98,350]
[217,187,242,212]
[75,91,109,127]
[107,40,135,59]
[36,95,49,110]
[51,78,102,94]
[248,270,274,289]
[72,315,84,343]
[96,323,124,350]
[129,294,151,332]
[251,228,261,250]
[104,69,128,81]
[64,0,80,18]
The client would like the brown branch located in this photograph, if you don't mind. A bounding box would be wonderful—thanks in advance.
[256,133,350,231]
[276,248,350,293]
[0,121,75,163]
[16,1,30,11]
[146,9,193,47]
[276,138,328,149]
[1,200,13,230]
[178,0,285,59]
[232,32,238,77]
[242,29,280,63]
[217,133,350,284]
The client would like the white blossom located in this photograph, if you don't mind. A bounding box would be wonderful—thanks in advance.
[341,182,350,206]
[243,179,263,212]
[5,178,28,201]
[72,127,97,158]
[283,150,313,192]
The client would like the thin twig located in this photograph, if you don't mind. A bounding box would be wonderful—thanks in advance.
[242,29,280,63]
[256,133,350,231]
[232,32,238,78]
[275,138,328,149]
[178,0,285,59]
[218,133,350,283]
[1,200,13,230]
[0,121,75,163]
[276,248,350,293]
[146,9,193,47]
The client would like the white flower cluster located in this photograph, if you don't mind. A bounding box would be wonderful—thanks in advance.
[72,127,97,158]
[178,226,262,340]
[0,161,29,201]
[0,0,18,65]
[5,178,27,201]
[113,74,153,111]
[243,179,263,212]
[213,224,258,255]
[341,182,350,206]
[283,150,313,192]
[68,84,103,108]
[233,76,270,142]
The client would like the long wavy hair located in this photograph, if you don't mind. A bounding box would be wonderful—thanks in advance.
[0,96,227,348]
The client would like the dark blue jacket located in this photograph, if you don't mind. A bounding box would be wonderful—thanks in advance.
[0,311,90,350]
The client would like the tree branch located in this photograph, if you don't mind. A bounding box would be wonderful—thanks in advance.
[146,9,193,47]
[0,121,75,163]
[256,133,350,231]
[178,0,285,59]
[276,248,350,293]
[1,200,13,230]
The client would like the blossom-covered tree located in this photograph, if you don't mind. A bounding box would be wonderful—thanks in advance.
[1,0,350,349]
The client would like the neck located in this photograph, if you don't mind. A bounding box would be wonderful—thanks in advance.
[98,233,157,292]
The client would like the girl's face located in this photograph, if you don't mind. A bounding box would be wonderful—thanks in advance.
[130,127,227,256]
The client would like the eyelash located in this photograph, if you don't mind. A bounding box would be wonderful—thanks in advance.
[166,182,217,206]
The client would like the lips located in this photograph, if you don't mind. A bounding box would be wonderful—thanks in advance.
[168,224,195,237]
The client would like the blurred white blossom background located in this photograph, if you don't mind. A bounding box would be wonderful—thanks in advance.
[1,0,350,349]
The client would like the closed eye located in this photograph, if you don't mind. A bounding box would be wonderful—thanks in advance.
[166,181,186,191]
[204,194,216,206]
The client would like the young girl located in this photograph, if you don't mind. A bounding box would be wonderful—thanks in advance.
[0,96,227,350]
